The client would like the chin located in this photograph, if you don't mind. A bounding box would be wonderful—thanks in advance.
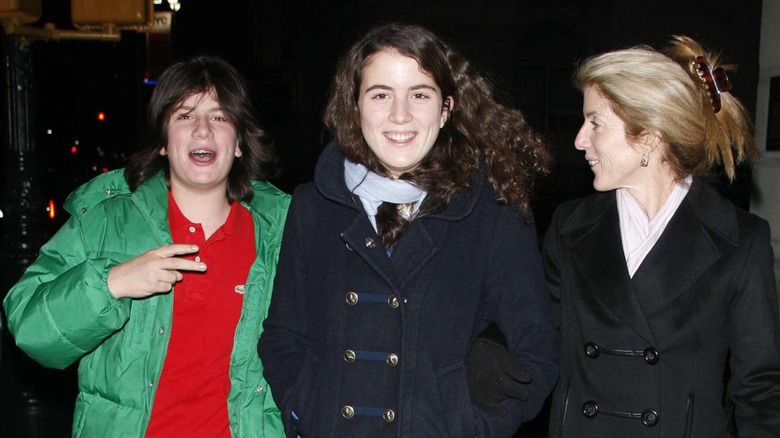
[592,181,615,192]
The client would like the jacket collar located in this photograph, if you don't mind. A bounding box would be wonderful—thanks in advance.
[314,140,484,222]
[559,178,735,339]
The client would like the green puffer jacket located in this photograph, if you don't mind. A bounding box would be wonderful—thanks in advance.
[3,169,291,437]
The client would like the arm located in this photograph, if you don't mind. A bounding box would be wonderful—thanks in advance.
[257,193,310,438]
[541,207,563,335]
[3,215,132,369]
[727,219,780,436]
[472,207,558,436]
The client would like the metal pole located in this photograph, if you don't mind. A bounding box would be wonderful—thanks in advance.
[0,33,76,438]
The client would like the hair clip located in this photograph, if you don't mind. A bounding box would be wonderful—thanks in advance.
[691,56,732,114]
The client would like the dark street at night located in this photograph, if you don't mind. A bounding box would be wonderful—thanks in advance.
[0,1,768,436]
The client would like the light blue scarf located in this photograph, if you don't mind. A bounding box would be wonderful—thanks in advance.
[343,159,427,231]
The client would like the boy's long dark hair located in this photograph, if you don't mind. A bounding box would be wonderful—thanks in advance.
[125,55,277,202]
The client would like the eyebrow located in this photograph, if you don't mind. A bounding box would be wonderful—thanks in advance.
[176,103,224,113]
[363,84,439,93]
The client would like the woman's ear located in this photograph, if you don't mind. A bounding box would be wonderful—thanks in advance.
[440,96,455,127]
[159,147,167,156]
[636,130,665,166]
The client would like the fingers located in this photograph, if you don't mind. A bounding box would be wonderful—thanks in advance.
[503,360,533,383]
[481,400,509,417]
[165,256,207,273]
[155,244,206,272]
[152,270,183,293]
[107,244,206,299]
[497,375,530,401]
[158,244,201,258]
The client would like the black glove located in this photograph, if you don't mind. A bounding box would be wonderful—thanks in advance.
[466,322,532,416]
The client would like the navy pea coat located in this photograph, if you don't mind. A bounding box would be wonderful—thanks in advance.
[543,179,780,438]
[258,142,558,438]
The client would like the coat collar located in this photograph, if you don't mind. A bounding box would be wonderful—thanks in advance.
[560,179,737,339]
[314,140,484,222]
[316,140,486,290]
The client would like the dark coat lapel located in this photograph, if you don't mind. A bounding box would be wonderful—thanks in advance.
[318,139,484,292]
[340,215,400,290]
[565,193,656,343]
[631,183,729,316]
[389,223,439,289]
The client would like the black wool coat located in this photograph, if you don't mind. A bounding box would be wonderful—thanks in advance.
[258,142,558,438]
[543,179,780,438]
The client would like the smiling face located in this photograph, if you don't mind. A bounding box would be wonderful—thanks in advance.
[161,90,241,195]
[357,49,452,179]
[574,86,648,192]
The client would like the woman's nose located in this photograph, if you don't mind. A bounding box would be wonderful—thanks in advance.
[574,125,588,150]
[389,99,412,123]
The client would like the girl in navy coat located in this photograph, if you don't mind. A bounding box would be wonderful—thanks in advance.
[544,36,780,437]
[258,22,558,437]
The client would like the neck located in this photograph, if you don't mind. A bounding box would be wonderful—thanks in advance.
[171,185,232,239]
[623,167,678,220]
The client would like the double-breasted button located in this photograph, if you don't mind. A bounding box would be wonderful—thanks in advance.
[584,342,600,358]
[387,295,399,308]
[386,353,399,367]
[641,409,659,427]
[643,347,659,365]
[364,237,376,248]
[345,291,359,305]
[344,350,356,363]
[582,401,599,418]
[341,405,355,419]
[383,409,395,423]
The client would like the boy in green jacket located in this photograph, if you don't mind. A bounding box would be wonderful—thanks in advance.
[4,55,290,437]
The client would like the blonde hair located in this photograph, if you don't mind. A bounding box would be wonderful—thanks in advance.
[574,35,757,181]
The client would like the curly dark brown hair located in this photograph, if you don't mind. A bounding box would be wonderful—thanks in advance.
[324,22,551,217]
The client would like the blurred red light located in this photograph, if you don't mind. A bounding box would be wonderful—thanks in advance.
[47,199,56,220]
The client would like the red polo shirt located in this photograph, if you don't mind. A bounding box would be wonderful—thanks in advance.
[146,193,255,438]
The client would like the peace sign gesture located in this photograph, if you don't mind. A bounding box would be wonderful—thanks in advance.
[107,244,207,299]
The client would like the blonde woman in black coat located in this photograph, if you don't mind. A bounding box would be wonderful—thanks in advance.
[544,36,780,437]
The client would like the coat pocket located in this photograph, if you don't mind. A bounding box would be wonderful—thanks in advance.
[684,391,694,438]
[436,360,478,437]
[550,377,571,438]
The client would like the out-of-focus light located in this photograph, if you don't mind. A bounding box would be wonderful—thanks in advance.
[71,145,78,154]
[47,199,56,220]
[102,167,110,173]
[0,208,4,219]
[143,70,158,86]
[154,0,162,4]
[97,111,106,122]
[46,129,53,135]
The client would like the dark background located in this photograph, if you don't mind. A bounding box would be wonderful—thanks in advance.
[0,0,764,436]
